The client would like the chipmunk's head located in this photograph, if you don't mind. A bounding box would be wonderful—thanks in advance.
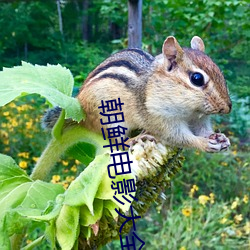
[158,36,232,115]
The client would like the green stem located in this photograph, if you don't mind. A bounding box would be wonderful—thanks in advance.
[30,126,106,181]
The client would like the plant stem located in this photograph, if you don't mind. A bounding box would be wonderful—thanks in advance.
[30,126,106,181]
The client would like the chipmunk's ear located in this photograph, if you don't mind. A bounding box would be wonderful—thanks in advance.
[191,36,205,52]
[162,36,184,62]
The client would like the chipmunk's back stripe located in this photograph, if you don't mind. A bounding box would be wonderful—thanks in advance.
[125,48,154,62]
[96,73,130,85]
[91,60,140,79]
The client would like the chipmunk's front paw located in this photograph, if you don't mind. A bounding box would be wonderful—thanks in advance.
[206,133,230,152]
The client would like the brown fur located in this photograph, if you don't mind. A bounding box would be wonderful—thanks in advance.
[77,36,232,152]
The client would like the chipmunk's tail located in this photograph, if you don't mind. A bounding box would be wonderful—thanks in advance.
[41,106,62,130]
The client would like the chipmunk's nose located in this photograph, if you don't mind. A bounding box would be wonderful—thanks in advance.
[219,101,232,114]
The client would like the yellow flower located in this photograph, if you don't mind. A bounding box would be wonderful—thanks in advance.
[231,198,240,209]
[235,157,242,163]
[17,105,30,112]
[221,232,227,238]
[236,229,242,237]
[243,195,248,204]
[244,221,250,234]
[3,111,9,116]
[9,102,16,108]
[70,165,77,172]
[26,121,33,129]
[220,217,228,224]
[194,238,201,247]
[32,157,39,162]
[11,119,18,127]
[4,147,10,152]
[232,150,237,156]
[19,161,28,169]
[179,247,186,250]
[18,152,30,159]
[209,193,215,204]
[66,176,75,182]
[0,130,8,138]
[62,160,69,166]
[3,138,9,145]
[234,214,243,224]
[198,195,210,206]
[51,175,61,183]
[221,162,228,167]
[75,159,81,165]
[182,207,192,217]
[189,184,199,197]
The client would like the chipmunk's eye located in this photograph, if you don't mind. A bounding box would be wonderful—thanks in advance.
[190,72,204,87]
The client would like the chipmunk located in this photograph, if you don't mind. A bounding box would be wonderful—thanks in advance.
[44,36,232,153]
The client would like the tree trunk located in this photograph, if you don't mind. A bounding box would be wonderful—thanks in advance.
[82,0,89,41]
[128,0,142,49]
[56,0,64,36]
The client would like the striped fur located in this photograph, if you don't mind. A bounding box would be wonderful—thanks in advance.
[77,36,232,153]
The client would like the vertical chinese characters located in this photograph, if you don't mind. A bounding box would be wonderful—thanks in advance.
[98,98,145,249]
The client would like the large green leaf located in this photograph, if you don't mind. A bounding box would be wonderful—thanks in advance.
[20,181,64,213]
[0,154,30,181]
[0,176,31,201]
[56,205,80,250]
[63,153,110,214]
[0,154,65,248]
[0,62,84,121]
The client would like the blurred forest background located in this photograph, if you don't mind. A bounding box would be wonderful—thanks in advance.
[0,0,249,249]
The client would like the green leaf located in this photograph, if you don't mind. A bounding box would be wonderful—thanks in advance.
[26,200,63,222]
[20,181,64,213]
[0,231,10,250]
[80,226,92,240]
[45,220,56,249]
[103,200,118,219]
[0,62,84,122]
[79,199,103,226]
[66,142,96,166]
[64,153,110,214]
[95,166,135,212]
[0,154,65,244]
[56,205,80,250]
[0,182,32,218]
[0,176,32,201]
[0,154,30,181]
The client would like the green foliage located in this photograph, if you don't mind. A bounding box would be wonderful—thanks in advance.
[0,62,84,122]
[142,0,250,99]
[0,154,64,249]
[137,196,249,249]
[0,1,249,249]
